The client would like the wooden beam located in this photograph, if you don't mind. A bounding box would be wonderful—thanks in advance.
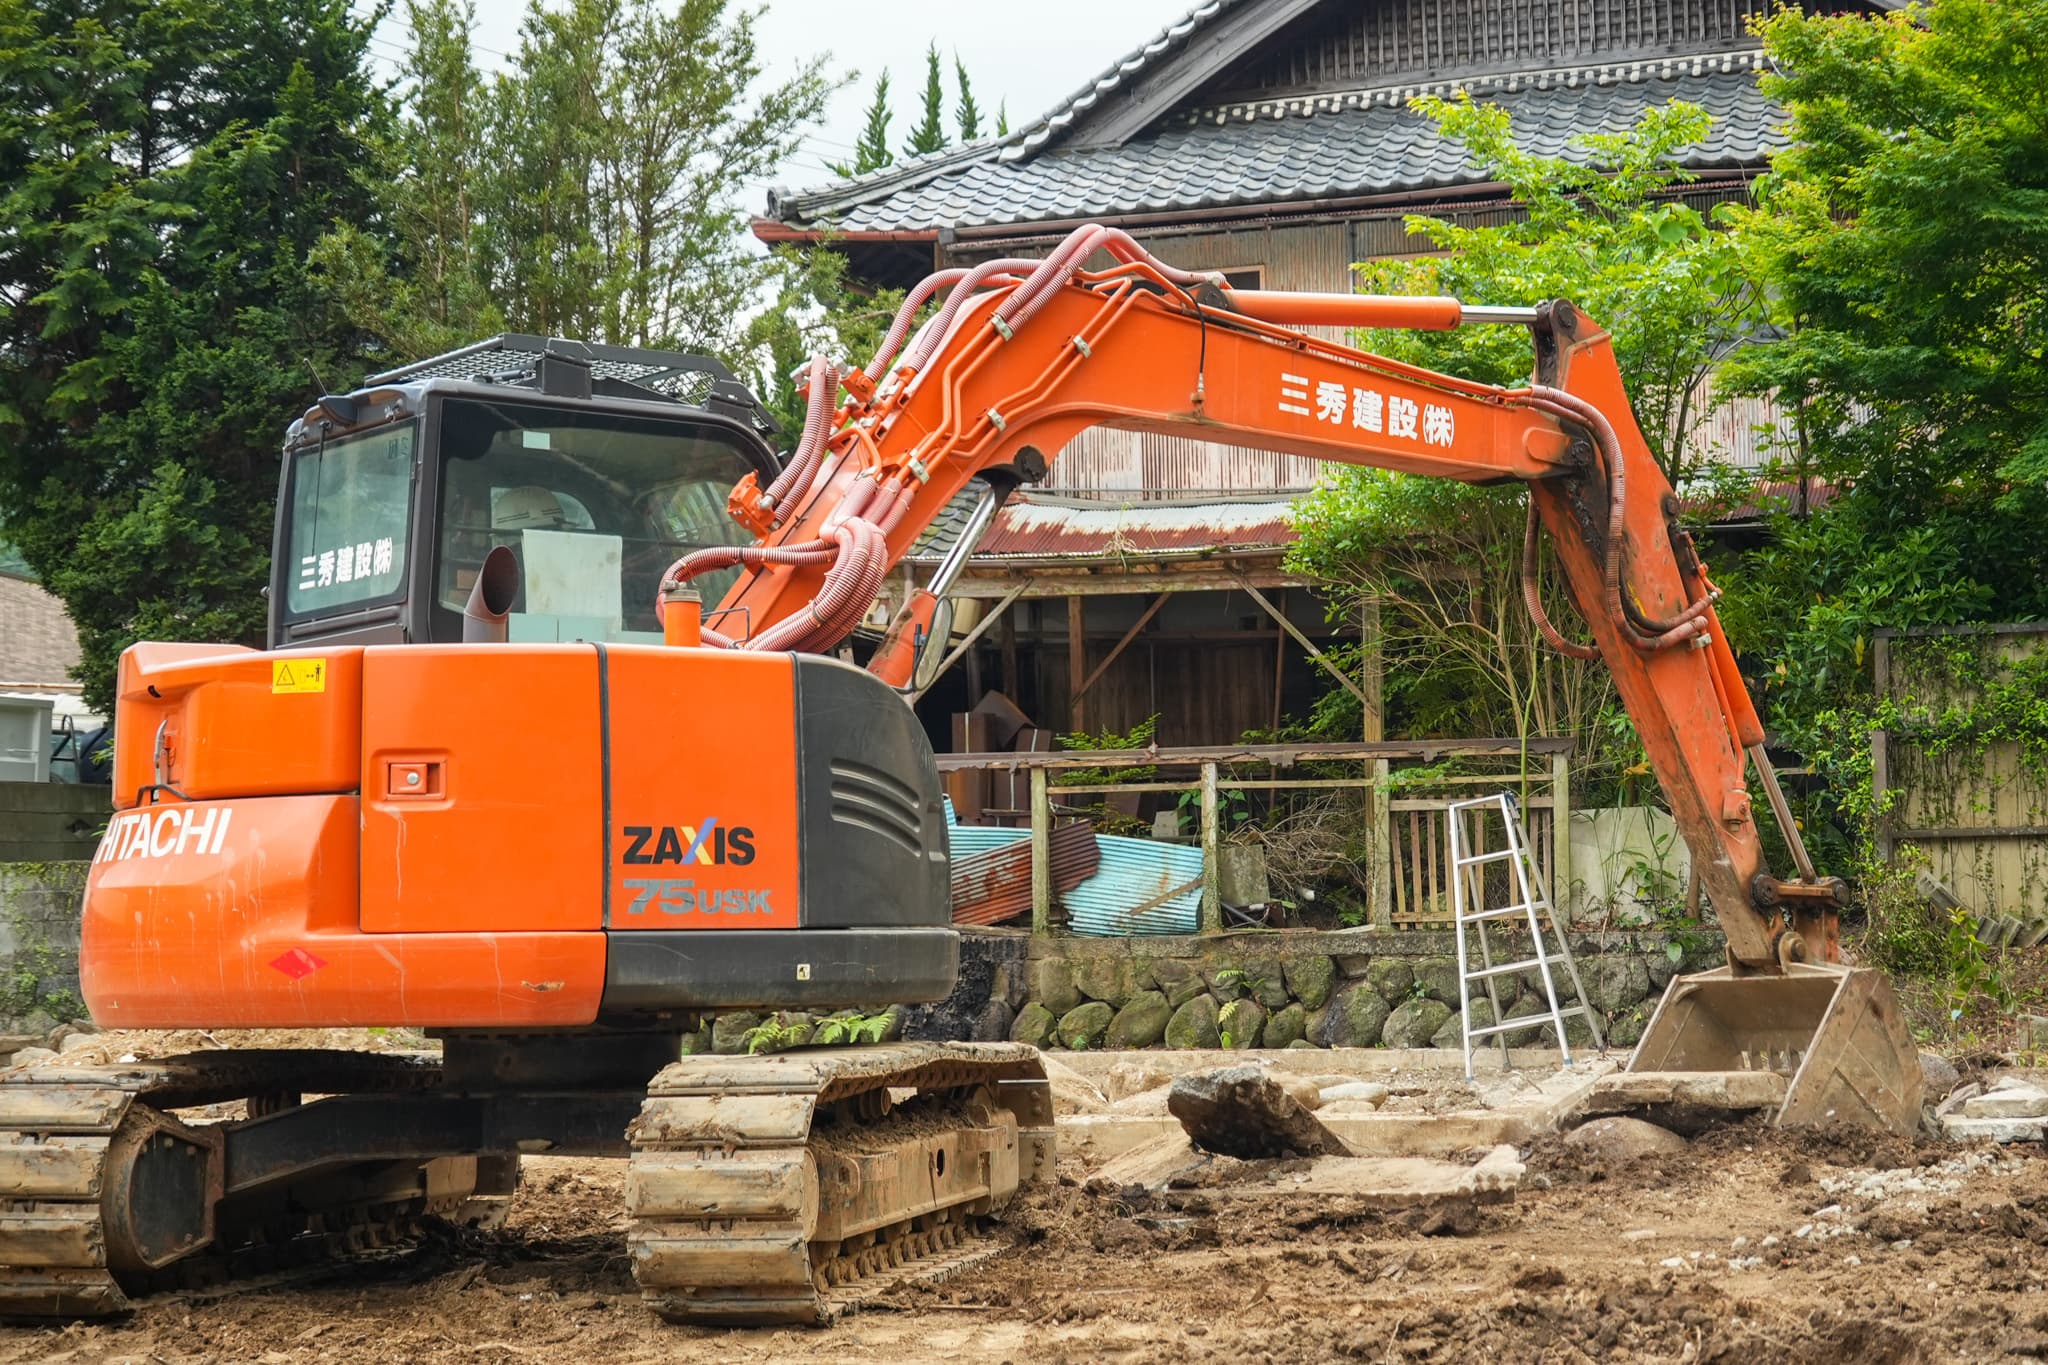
[1073,593,1168,704]
[1199,761,1222,933]
[934,736,1576,771]
[1270,587,1286,732]
[1066,595,1087,731]
[1233,575,1373,712]
[1359,597,1384,742]
[907,584,1027,704]
[1000,608,1018,697]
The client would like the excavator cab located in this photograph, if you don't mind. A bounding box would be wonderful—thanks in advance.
[269,336,783,653]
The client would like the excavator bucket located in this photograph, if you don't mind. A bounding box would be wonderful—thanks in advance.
[1619,963,1923,1134]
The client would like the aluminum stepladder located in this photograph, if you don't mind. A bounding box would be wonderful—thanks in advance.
[1448,791,1604,1079]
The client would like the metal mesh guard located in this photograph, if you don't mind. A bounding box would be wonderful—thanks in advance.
[367,334,729,404]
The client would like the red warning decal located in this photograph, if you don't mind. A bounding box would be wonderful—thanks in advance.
[269,947,327,981]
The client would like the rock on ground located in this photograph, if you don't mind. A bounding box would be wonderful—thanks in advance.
[1039,1057,1109,1115]
[1167,1064,1352,1159]
[1919,1051,1961,1101]
[1563,1116,1689,1162]
[1318,1080,1390,1108]
[1104,1060,1172,1103]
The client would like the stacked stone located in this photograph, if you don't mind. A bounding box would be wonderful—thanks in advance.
[996,933,1699,1053]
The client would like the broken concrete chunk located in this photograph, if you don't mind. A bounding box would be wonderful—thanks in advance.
[1941,1113,2047,1143]
[1317,1080,1390,1108]
[1167,1064,1353,1159]
[1563,1115,1689,1161]
[1038,1056,1109,1115]
[1576,1069,1788,1118]
[1961,1085,2048,1120]
[1918,1051,1960,1100]
[1103,1060,1171,1103]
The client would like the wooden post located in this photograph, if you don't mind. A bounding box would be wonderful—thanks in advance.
[1270,587,1286,732]
[1001,607,1019,698]
[1359,598,1384,742]
[1199,761,1222,932]
[1066,595,1086,732]
[1030,766,1052,935]
[1550,747,1573,918]
[1367,757,1393,926]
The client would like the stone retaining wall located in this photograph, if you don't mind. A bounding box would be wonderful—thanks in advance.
[0,861,88,1033]
[919,927,1725,1054]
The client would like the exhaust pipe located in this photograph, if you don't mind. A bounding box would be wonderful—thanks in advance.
[462,544,519,643]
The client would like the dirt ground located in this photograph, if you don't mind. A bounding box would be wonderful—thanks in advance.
[6,1039,2048,1363]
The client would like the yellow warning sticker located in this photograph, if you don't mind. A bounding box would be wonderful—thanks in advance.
[271,659,327,694]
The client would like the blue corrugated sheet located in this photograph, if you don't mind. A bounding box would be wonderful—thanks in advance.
[945,824,1029,860]
[1062,835,1202,936]
[944,807,1202,934]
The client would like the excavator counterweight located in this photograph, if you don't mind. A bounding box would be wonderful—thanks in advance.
[0,229,1921,1322]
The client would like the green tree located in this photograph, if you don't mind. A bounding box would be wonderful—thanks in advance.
[904,42,946,156]
[841,68,893,175]
[324,0,835,361]
[744,248,904,435]
[1715,0,2048,729]
[954,54,982,141]
[1288,95,1768,790]
[0,0,392,709]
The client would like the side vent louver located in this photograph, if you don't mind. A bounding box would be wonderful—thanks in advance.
[828,760,924,856]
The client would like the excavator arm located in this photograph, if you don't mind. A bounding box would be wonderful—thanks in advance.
[664,224,1921,1133]
[671,224,1826,973]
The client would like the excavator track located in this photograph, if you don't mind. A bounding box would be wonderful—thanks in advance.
[0,1051,506,1319]
[627,1041,1053,1326]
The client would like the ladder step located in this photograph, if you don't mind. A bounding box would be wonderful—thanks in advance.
[1468,1007,1599,1039]
[1453,849,1518,868]
[1460,903,1544,923]
[1463,959,1549,980]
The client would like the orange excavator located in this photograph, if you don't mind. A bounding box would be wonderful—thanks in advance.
[0,225,1917,1324]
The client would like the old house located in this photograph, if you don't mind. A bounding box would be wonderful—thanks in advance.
[758,0,1887,751]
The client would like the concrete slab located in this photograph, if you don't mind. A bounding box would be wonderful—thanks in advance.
[1574,1069,1788,1119]
[1089,1133,1525,1207]
[1059,1057,1613,1161]
[1941,1114,2048,1143]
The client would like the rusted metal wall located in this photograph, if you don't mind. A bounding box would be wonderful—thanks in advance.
[958,222,1353,498]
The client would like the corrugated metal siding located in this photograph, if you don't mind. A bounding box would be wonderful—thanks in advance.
[1228,0,1779,96]
[1064,835,1205,935]
[1020,223,1350,497]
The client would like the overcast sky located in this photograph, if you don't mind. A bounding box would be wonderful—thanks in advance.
[362,0,1198,212]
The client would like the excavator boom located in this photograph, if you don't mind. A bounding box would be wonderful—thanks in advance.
[673,223,1919,1130]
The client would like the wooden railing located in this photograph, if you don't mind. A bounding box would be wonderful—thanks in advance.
[934,738,1573,933]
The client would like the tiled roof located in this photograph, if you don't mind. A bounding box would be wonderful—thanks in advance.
[768,55,1781,235]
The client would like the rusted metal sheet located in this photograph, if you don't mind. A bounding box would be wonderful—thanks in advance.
[969,493,1299,560]
[951,820,1100,927]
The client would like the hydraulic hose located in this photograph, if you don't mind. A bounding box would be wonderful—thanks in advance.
[1521,499,1600,660]
[1524,386,1714,652]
